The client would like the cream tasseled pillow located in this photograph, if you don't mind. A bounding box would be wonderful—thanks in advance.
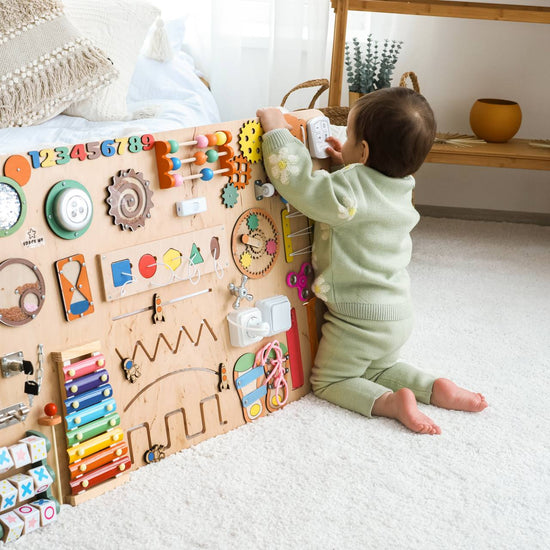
[0,0,118,128]
[63,0,160,121]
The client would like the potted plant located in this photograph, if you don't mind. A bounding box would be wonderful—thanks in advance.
[345,35,403,105]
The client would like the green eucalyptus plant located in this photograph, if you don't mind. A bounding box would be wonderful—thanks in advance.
[345,35,403,94]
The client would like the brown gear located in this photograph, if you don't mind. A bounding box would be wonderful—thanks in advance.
[106,168,154,231]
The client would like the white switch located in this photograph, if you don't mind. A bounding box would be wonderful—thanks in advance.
[176,197,207,217]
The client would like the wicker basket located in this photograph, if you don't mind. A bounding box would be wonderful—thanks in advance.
[280,72,421,127]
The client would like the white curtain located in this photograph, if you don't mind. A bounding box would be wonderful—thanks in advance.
[152,0,331,121]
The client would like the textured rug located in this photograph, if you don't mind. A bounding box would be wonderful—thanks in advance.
[19,217,550,550]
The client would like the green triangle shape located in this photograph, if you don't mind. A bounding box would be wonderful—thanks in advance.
[189,243,204,264]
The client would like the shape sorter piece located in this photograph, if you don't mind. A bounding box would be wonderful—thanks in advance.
[27,465,54,494]
[7,473,35,501]
[14,504,40,534]
[0,510,24,543]
[0,448,14,474]
[8,443,31,469]
[30,498,57,526]
[0,479,18,512]
[18,435,47,463]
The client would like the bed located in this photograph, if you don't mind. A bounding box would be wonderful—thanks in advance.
[0,3,221,155]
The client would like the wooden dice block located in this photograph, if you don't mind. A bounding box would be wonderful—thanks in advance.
[31,498,57,526]
[0,480,18,512]
[19,435,48,463]
[14,504,40,534]
[0,511,24,542]
[7,443,31,469]
[27,465,54,494]
[0,448,14,475]
[7,473,35,502]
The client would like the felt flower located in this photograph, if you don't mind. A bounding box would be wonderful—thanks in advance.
[267,148,300,185]
[312,276,330,302]
[337,195,357,220]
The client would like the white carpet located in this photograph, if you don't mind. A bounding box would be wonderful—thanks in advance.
[17,217,550,550]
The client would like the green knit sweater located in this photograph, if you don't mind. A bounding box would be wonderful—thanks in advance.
[262,128,420,321]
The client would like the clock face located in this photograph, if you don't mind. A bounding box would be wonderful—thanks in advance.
[231,208,280,279]
[0,180,26,237]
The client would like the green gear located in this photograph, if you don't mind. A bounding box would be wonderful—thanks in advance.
[221,183,239,208]
[246,214,259,231]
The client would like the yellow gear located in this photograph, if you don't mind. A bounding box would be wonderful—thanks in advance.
[238,120,264,163]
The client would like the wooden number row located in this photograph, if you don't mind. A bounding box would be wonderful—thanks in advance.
[27,134,155,169]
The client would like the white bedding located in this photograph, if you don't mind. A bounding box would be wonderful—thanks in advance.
[0,42,220,156]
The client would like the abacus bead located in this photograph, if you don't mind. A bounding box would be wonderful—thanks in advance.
[205,149,218,163]
[214,131,227,145]
[194,151,207,165]
[200,168,214,181]
[171,156,182,170]
[168,139,179,153]
[195,135,208,148]
[174,173,184,187]
[206,134,217,146]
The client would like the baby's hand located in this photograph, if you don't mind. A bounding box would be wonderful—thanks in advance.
[256,108,291,133]
[325,136,344,165]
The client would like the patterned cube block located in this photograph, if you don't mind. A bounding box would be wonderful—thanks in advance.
[19,435,48,463]
[0,448,14,474]
[27,465,54,494]
[7,473,35,501]
[0,510,24,543]
[0,480,18,512]
[14,504,40,534]
[8,443,31,469]
[31,498,57,526]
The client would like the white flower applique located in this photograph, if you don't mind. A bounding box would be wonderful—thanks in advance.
[337,195,357,220]
[267,147,300,185]
[312,276,330,302]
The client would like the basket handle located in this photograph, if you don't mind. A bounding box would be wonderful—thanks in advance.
[399,71,420,93]
[280,79,329,109]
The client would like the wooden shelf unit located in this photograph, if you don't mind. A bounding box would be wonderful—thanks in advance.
[328,0,550,170]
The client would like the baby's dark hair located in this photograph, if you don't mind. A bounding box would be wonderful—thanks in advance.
[351,87,436,178]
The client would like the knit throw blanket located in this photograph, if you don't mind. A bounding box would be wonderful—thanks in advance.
[0,0,117,127]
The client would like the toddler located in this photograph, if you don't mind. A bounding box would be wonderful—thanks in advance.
[257,87,487,434]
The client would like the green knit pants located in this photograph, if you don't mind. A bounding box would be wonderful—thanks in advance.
[311,309,437,417]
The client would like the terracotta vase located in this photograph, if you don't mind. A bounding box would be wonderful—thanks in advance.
[469,98,522,143]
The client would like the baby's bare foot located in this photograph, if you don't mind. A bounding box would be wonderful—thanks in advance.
[431,378,488,412]
[373,388,441,435]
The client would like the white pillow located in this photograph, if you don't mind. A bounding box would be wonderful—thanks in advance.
[63,0,160,121]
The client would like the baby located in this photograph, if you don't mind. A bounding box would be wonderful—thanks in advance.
[257,87,487,434]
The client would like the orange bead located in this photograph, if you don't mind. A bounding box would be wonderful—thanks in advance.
[206,134,217,146]
[194,151,207,165]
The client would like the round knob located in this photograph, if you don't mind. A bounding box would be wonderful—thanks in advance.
[44,403,58,417]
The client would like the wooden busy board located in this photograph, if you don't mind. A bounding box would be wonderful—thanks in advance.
[0,110,324,506]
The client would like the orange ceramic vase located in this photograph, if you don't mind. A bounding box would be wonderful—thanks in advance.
[469,98,522,143]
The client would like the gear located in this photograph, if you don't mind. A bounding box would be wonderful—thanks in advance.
[221,183,239,208]
[231,208,280,279]
[231,155,252,190]
[106,168,154,231]
[238,120,264,163]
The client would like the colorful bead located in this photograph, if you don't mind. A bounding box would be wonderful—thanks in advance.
[171,156,182,170]
[194,151,207,165]
[206,149,218,163]
[215,131,227,145]
[195,135,208,148]
[200,168,214,181]
[206,134,217,146]
[174,173,184,187]
[168,139,179,153]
